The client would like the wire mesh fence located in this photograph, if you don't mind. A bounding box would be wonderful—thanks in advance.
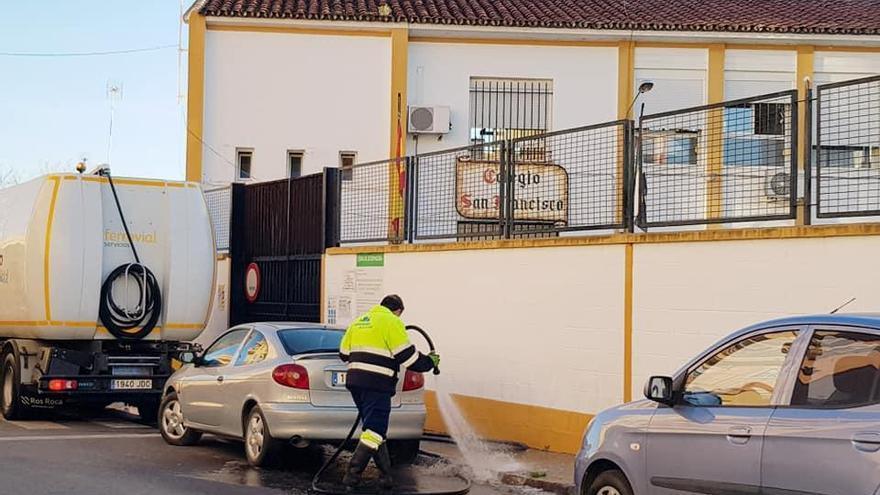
[411,142,506,241]
[510,120,631,235]
[204,186,231,252]
[638,90,798,228]
[339,158,406,243]
[816,75,880,218]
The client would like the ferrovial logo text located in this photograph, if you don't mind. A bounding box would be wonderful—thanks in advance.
[104,230,158,248]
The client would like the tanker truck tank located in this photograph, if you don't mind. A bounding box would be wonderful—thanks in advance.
[0,171,215,420]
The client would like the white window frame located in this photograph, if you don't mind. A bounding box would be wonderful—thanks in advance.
[236,148,254,181]
[340,151,357,181]
[288,150,304,179]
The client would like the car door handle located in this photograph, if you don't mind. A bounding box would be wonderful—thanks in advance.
[727,426,752,445]
[852,433,880,453]
[216,376,224,382]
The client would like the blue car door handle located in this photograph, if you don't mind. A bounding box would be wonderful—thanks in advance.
[727,426,752,444]
[852,433,880,453]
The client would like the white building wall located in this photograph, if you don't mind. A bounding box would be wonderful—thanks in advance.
[324,246,627,414]
[631,235,880,399]
[406,42,619,155]
[202,30,392,186]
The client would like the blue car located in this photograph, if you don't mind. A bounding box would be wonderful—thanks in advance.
[576,314,880,495]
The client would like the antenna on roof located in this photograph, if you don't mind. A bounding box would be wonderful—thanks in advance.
[830,297,856,314]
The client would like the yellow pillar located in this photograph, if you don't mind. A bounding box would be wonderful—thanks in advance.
[388,28,408,242]
[706,44,725,227]
[796,46,815,226]
[185,14,206,183]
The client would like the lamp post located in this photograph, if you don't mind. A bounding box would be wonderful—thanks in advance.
[629,81,654,231]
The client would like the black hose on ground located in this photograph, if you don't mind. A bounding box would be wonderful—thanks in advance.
[310,326,470,495]
[97,171,162,340]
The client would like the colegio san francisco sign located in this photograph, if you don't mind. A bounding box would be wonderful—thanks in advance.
[455,158,569,224]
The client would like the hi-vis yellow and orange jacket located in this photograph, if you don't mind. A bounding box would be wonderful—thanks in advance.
[339,305,434,392]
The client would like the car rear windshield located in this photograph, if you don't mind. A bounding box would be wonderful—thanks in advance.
[277,328,344,356]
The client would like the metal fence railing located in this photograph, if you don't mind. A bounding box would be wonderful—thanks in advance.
[204,186,231,252]
[638,90,798,228]
[816,75,880,218]
[411,142,506,241]
[339,158,406,244]
[510,120,632,235]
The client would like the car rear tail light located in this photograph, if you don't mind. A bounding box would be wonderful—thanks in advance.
[273,364,310,389]
[48,379,77,391]
[402,370,424,391]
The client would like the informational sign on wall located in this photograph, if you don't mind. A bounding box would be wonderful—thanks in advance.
[455,158,569,224]
[326,253,385,325]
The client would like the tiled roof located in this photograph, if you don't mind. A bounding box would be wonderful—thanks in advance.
[199,0,880,35]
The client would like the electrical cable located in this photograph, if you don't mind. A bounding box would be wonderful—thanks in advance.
[0,45,177,57]
[98,171,162,340]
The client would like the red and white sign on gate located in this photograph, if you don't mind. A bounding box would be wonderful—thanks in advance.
[244,262,261,303]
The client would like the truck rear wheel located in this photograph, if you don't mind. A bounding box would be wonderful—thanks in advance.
[1,351,27,420]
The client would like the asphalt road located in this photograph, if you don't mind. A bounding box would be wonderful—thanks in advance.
[0,407,522,495]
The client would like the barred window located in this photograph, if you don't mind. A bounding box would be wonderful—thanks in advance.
[469,78,553,147]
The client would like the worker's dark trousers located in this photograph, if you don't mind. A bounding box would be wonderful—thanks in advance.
[349,387,392,439]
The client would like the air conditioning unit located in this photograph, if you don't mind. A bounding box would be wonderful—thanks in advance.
[408,106,451,134]
[765,171,791,201]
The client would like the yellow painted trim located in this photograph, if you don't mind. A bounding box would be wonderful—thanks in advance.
[634,42,712,49]
[815,45,880,53]
[328,223,880,255]
[707,44,725,227]
[186,13,206,183]
[388,28,408,243]
[623,243,634,403]
[796,46,814,226]
[43,177,61,321]
[423,391,592,454]
[409,36,616,48]
[61,175,187,188]
[208,24,391,37]
[0,321,203,329]
[618,41,635,120]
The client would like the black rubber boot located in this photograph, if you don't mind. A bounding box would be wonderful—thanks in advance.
[374,443,394,491]
[342,443,374,491]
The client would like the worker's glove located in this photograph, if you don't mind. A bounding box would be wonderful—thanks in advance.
[428,352,441,369]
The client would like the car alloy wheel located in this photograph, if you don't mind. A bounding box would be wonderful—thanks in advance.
[162,398,187,440]
[246,413,265,460]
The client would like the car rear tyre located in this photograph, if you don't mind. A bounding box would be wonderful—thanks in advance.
[244,406,280,467]
[388,439,420,465]
[1,351,28,421]
[587,470,633,495]
[159,392,202,446]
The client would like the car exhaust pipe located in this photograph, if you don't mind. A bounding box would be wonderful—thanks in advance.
[289,435,310,448]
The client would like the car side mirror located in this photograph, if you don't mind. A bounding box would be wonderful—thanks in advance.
[644,376,675,406]
[179,351,200,366]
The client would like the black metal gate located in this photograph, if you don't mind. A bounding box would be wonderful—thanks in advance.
[229,169,340,325]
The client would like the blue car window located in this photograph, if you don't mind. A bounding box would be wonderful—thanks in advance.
[684,331,797,407]
[791,330,880,408]
[235,331,269,366]
[202,329,249,368]
[278,329,344,356]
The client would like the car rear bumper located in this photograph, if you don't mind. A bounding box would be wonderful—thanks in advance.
[261,402,426,441]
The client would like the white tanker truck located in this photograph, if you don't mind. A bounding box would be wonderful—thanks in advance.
[0,169,214,421]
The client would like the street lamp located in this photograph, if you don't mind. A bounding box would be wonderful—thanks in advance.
[626,81,654,118]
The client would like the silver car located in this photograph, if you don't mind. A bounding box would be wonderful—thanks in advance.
[576,314,880,495]
[158,323,427,466]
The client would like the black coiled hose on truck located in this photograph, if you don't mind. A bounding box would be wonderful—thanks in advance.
[97,171,162,340]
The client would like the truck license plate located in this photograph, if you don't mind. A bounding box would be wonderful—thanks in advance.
[331,372,347,387]
[111,379,152,390]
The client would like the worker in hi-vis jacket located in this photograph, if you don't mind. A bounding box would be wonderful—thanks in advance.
[339,295,440,490]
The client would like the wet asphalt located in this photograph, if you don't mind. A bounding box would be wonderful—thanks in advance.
[0,408,523,495]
